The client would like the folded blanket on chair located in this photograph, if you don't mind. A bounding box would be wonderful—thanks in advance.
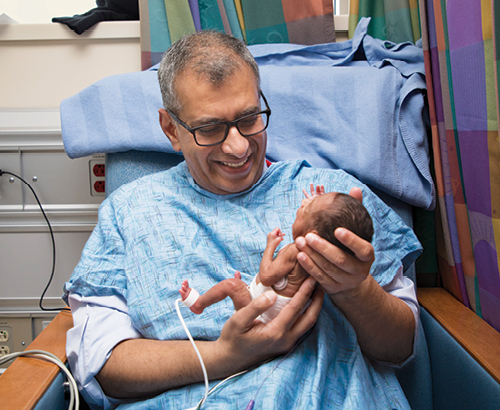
[60,18,434,209]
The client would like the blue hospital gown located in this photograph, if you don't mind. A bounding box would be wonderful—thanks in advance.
[65,160,422,409]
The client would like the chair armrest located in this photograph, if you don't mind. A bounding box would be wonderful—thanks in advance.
[418,287,500,384]
[0,310,73,410]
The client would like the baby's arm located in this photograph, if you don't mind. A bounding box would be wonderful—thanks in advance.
[258,227,287,287]
[269,244,308,298]
[258,228,307,298]
[179,272,251,314]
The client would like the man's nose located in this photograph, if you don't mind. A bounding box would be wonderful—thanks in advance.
[221,125,249,157]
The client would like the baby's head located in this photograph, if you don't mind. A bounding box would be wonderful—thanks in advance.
[292,192,374,255]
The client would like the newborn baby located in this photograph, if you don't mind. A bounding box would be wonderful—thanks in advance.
[180,185,374,321]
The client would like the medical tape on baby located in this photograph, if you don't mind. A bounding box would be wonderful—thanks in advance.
[248,277,292,323]
[182,289,200,308]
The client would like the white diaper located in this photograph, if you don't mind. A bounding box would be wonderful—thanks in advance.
[248,277,292,323]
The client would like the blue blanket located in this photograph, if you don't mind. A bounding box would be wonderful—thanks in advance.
[60,18,434,209]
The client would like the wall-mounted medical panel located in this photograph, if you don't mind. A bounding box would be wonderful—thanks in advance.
[22,150,104,207]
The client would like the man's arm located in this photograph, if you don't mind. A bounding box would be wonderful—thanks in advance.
[294,187,415,364]
[295,228,415,365]
[96,277,323,399]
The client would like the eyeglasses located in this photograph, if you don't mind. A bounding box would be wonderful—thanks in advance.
[166,91,271,147]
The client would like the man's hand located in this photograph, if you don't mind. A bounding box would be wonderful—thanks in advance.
[294,187,374,297]
[97,277,323,400]
[294,228,374,296]
[212,277,323,371]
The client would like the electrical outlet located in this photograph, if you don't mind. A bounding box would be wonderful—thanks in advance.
[0,346,10,357]
[93,163,105,177]
[0,329,9,343]
[89,156,105,197]
[93,180,105,194]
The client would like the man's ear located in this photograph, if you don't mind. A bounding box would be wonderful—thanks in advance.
[159,109,182,152]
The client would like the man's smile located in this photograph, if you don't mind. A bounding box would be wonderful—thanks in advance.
[218,155,251,169]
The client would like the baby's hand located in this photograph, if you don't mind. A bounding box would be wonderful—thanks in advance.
[267,227,285,244]
[259,227,285,284]
[303,184,325,199]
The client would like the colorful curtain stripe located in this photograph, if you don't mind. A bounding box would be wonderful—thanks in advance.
[421,0,500,332]
[140,0,335,70]
[140,0,172,70]
[348,0,421,43]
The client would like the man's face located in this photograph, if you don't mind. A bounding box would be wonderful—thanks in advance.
[159,65,267,195]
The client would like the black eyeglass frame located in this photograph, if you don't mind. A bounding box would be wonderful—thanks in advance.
[165,90,271,147]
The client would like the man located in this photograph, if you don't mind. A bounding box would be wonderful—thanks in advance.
[65,31,421,409]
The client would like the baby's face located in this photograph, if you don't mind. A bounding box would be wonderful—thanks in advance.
[292,193,336,239]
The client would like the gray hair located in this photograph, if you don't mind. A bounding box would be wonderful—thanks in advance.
[157,31,260,114]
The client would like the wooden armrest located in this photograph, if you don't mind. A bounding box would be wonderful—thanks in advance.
[418,287,500,384]
[0,310,73,410]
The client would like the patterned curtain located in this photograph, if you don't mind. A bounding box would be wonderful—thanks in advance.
[139,0,335,70]
[348,0,421,43]
[349,0,500,333]
[419,0,500,333]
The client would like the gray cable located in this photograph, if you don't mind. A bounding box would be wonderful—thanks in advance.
[0,349,79,410]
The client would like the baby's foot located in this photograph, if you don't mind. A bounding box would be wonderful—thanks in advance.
[179,279,191,301]
[179,280,203,314]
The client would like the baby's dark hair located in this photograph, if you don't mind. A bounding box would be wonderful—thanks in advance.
[311,193,374,256]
